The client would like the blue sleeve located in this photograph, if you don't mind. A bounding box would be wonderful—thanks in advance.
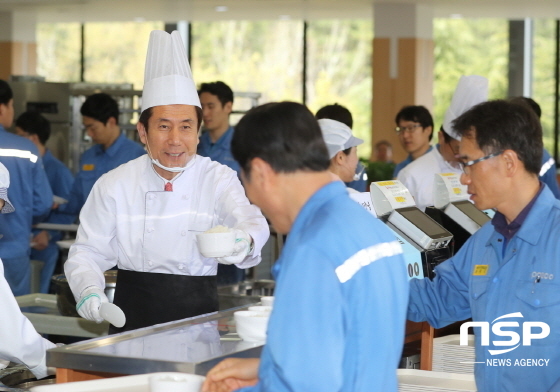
[48,166,76,225]
[32,156,53,224]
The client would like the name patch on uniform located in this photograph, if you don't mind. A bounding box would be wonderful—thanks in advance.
[473,265,489,276]
[82,164,95,171]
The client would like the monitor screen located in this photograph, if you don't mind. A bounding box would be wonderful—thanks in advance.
[452,200,491,227]
[396,207,450,238]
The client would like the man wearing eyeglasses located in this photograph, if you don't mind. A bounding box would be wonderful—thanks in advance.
[392,105,434,178]
[397,76,488,211]
[407,99,560,392]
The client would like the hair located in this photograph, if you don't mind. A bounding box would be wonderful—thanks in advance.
[0,80,13,106]
[80,93,119,125]
[395,105,434,141]
[198,81,234,107]
[453,100,543,176]
[232,101,330,179]
[510,96,541,119]
[15,111,51,145]
[138,106,203,132]
[439,126,454,144]
[315,103,353,129]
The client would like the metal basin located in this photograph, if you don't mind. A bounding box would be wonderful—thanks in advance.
[51,271,117,317]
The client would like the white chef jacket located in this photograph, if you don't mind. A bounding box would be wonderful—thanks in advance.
[397,146,465,211]
[0,260,56,378]
[65,154,269,299]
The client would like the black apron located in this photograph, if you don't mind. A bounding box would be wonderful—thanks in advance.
[109,269,218,334]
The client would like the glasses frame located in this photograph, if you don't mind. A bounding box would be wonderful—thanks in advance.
[395,124,422,134]
[458,151,504,174]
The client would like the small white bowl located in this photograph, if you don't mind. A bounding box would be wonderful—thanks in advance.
[248,305,272,313]
[234,310,270,342]
[196,231,235,258]
[261,296,274,307]
[148,373,204,392]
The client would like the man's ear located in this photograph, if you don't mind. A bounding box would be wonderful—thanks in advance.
[137,122,147,145]
[249,157,275,189]
[502,149,519,177]
[224,101,233,116]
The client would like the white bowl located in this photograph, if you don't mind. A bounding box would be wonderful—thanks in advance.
[248,305,272,313]
[234,310,270,342]
[149,373,204,392]
[261,296,274,307]
[196,231,235,258]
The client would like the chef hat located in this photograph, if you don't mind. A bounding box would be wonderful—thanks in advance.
[318,118,363,159]
[141,30,201,112]
[443,75,488,141]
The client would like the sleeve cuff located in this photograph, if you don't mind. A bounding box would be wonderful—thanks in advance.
[0,188,15,214]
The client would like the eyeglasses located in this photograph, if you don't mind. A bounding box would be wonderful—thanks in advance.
[457,151,503,174]
[395,124,422,134]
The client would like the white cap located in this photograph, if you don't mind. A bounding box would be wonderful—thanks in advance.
[318,118,363,159]
[442,75,488,141]
[141,30,201,112]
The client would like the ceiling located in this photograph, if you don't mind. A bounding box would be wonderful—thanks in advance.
[1,0,560,23]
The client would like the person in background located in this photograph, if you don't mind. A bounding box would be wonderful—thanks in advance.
[198,81,245,285]
[318,118,364,193]
[510,96,560,199]
[60,93,145,216]
[315,103,367,191]
[373,140,393,163]
[202,102,409,392]
[0,162,56,379]
[407,100,560,392]
[0,80,53,296]
[393,105,434,178]
[397,75,488,211]
[15,111,75,294]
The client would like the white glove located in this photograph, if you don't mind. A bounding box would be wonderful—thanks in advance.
[76,286,108,323]
[216,229,253,265]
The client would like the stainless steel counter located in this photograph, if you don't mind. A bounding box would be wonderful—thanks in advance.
[46,304,263,376]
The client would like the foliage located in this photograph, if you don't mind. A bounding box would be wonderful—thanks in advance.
[362,159,395,184]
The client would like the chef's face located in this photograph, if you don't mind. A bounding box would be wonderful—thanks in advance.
[200,92,232,133]
[137,105,199,178]
[397,120,431,155]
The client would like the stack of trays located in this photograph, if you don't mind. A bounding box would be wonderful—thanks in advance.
[432,334,475,374]
[398,369,477,392]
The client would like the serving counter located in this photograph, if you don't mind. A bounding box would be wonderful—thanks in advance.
[47,304,264,383]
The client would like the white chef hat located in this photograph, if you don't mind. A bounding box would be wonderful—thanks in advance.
[443,75,489,141]
[141,30,201,112]
[318,118,363,159]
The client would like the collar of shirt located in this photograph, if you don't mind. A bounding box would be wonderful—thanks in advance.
[491,182,545,241]
[93,132,126,157]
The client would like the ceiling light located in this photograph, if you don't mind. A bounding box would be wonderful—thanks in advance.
[215,6,228,12]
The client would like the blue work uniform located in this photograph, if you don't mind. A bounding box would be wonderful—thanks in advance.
[198,126,243,285]
[408,185,560,392]
[240,182,409,392]
[31,149,75,293]
[61,133,145,215]
[539,148,560,199]
[0,126,53,296]
[393,145,433,178]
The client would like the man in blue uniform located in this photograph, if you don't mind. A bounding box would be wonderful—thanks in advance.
[198,81,244,285]
[60,93,145,215]
[407,100,560,392]
[15,111,75,293]
[203,102,409,392]
[0,80,53,296]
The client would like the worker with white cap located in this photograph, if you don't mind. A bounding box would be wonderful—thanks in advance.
[318,118,364,192]
[397,75,489,211]
[64,30,269,333]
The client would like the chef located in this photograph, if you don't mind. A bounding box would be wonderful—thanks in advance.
[0,162,55,379]
[64,30,269,333]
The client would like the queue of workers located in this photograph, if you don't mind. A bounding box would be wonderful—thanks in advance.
[1,27,560,392]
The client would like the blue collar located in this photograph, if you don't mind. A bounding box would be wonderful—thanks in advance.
[94,132,126,157]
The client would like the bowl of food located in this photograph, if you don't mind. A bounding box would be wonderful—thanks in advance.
[196,226,236,258]
[234,310,270,342]
[261,296,274,307]
[248,305,272,313]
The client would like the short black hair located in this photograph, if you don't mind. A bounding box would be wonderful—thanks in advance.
[439,126,454,144]
[453,100,542,176]
[198,81,234,107]
[15,111,51,145]
[395,105,434,141]
[510,96,541,119]
[138,106,203,132]
[80,93,119,125]
[316,103,353,129]
[0,80,13,106]
[232,102,330,179]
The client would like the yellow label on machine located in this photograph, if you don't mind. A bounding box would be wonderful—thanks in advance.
[473,265,489,276]
[82,164,95,171]
[394,196,406,203]
[377,181,395,186]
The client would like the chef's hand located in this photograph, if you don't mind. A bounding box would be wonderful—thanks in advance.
[216,229,253,265]
[76,286,107,323]
[202,358,260,392]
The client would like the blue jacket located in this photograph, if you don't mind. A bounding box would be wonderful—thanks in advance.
[61,133,145,215]
[0,126,53,259]
[240,182,409,392]
[408,186,560,392]
[197,126,241,177]
[540,148,560,199]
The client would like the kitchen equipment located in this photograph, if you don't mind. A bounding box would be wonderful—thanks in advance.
[218,280,275,310]
[99,303,126,328]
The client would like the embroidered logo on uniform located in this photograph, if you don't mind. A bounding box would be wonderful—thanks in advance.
[82,164,95,171]
[473,265,489,276]
[531,271,554,280]
[335,241,402,283]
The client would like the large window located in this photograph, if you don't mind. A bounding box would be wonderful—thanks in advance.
[37,23,81,82]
